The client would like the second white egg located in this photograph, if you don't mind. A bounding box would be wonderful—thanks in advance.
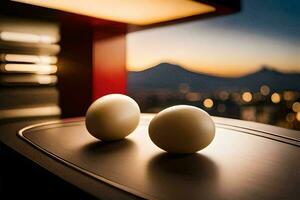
[148,105,215,154]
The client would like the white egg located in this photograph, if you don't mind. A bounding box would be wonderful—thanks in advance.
[149,105,215,154]
[85,94,140,141]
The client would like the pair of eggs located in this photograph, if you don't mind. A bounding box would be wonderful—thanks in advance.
[85,94,215,154]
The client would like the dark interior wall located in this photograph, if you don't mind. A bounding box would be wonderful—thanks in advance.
[58,22,93,118]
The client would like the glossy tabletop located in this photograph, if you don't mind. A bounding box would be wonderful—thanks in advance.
[12,114,300,200]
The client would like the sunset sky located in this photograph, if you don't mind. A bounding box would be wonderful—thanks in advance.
[127,0,300,77]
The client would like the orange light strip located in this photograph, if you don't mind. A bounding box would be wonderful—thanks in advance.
[0,31,57,44]
[3,54,57,64]
[2,64,57,74]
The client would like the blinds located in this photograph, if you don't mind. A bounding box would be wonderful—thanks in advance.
[0,17,61,121]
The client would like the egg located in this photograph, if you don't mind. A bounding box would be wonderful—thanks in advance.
[85,94,140,141]
[148,105,215,154]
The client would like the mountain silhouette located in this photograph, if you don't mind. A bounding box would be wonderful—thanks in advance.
[128,62,300,92]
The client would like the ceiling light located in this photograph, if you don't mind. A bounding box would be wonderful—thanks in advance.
[12,0,216,25]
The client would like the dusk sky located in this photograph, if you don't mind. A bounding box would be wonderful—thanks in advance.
[127,0,300,77]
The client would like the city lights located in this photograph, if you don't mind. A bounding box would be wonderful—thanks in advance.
[129,88,300,130]
[296,112,300,122]
[283,91,295,101]
[203,98,214,108]
[242,92,252,103]
[185,92,201,102]
[292,102,300,112]
[271,93,281,103]
[286,113,295,123]
[219,90,229,101]
[179,83,190,94]
[260,85,270,96]
[232,92,241,103]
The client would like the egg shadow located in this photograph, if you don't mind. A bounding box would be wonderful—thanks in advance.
[146,153,220,200]
[76,139,138,170]
[81,139,135,154]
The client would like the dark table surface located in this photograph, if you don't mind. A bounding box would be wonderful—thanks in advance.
[1,114,300,200]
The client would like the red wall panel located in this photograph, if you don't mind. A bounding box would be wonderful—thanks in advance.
[93,32,127,100]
